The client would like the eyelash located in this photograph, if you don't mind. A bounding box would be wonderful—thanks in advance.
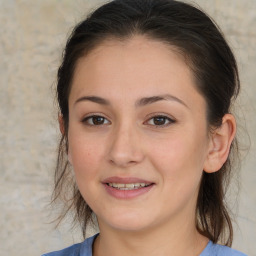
[82,115,111,126]
[82,114,176,128]
[145,115,176,128]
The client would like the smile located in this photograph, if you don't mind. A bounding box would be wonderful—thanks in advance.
[102,177,155,199]
[107,183,151,190]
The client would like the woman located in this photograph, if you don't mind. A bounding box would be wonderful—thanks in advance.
[43,0,246,255]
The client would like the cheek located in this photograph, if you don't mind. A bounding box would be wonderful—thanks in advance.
[68,133,105,179]
[68,137,105,205]
[150,131,208,182]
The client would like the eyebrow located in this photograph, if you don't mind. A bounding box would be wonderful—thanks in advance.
[75,96,110,105]
[135,94,188,108]
[74,94,188,108]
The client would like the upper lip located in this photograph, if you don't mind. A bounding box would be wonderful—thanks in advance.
[102,176,154,184]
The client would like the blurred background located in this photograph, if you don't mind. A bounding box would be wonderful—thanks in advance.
[0,0,255,255]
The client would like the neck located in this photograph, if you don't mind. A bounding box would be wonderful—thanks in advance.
[93,214,208,256]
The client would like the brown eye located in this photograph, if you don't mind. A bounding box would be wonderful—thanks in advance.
[153,116,167,125]
[146,115,175,127]
[83,115,110,126]
[92,116,105,125]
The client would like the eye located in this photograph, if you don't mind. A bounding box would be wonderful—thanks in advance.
[82,115,110,126]
[146,115,175,127]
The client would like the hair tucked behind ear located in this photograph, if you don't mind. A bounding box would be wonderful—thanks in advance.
[52,0,240,244]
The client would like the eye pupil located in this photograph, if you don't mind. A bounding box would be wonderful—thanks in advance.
[93,116,105,125]
[154,117,166,125]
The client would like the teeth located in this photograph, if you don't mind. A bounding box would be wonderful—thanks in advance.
[108,183,150,190]
[126,184,135,189]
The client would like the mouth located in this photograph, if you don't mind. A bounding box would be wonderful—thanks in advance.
[106,182,152,190]
[102,176,155,199]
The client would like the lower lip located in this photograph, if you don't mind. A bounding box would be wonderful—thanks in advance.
[103,184,154,199]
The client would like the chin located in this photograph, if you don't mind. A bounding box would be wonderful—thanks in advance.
[99,212,153,232]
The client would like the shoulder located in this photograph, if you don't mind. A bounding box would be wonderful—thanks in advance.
[41,234,98,256]
[41,243,82,256]
[201,241,247,256]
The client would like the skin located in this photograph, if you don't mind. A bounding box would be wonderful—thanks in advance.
[65,35,236,256]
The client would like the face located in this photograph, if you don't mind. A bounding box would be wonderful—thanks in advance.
[67,36,212,233]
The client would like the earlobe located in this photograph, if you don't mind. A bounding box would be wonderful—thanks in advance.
[204,114,236,173]
[58,114,65,135]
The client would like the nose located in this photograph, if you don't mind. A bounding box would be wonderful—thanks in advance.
[107,124,145,168]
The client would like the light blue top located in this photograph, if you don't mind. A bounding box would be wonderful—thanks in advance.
[42,234,247,256]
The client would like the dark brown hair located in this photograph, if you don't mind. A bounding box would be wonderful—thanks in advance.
[52,0,240,246]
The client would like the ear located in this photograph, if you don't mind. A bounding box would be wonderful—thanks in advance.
[58,114,65,135]
[58,114,72,164]
[204,114,236,173]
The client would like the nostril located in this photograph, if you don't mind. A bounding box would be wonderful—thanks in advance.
[107,129,145,166]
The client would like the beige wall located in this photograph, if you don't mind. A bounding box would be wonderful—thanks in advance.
[0,0,255,255]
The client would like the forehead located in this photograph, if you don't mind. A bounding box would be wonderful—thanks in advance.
[70,35,206,112]
[75,36,188,76]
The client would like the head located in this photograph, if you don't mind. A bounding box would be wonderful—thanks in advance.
[53,0,240,246]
